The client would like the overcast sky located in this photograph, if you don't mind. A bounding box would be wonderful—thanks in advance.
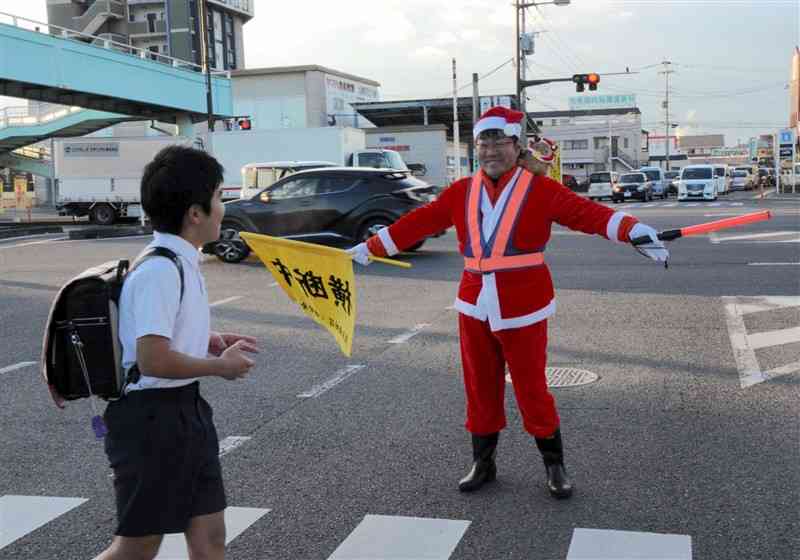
[2,0,797,145]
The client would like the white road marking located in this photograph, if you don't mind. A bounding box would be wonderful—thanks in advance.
[92,507,269,560]
[723,298,766,388]
[710,231,796,243]
[746,327,800,350]
[567,528,691,559]
[0,495,87,549]
[734,296,800,315]
[218,436,251,457]
[327,515,470,560]
[0,237,69,250]
[730,202,744,206]
[723,296,800,388]
[748,262,800,266]
[155,507,269,559]
[387,323,431,344]
[297,365,366,398]
[704,212,741,217]
[210,296,242,307]
[0,361,36,374]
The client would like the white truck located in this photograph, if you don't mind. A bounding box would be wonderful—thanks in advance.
[54,136,192,225]
[207,127,411,199]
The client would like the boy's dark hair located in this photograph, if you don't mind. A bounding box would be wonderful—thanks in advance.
[141,145,224,234]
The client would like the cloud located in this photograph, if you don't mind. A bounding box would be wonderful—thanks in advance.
[412,46,449,59]
[434,31,458,46]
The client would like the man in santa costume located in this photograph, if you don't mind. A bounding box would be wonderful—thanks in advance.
[348,106,667,499]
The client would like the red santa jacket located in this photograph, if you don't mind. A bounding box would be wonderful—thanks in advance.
[367,166,638,331]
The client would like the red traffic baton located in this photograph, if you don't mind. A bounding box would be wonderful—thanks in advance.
[630,210,772,246]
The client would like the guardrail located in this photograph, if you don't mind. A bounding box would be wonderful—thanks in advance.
[0,10,230,78]
[0,105,86,131]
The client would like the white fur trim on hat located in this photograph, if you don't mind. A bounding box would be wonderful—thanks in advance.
[503,123,521,138]
[474,116,508,139]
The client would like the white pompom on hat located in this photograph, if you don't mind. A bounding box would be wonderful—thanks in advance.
[473,106,525,140]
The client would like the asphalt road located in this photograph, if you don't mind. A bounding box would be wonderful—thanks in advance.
[0,192,798,560]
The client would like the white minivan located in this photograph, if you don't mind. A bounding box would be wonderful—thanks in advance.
[713,164,729,195]
[587,171,619,201]
[239,161,337,200]
[678,165,717,201]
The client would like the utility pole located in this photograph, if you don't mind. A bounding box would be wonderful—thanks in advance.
[198,0,215,132]
[452,58,461,180]
[472,72,480,173]
[515,1,522,111]
[660,60,674,170]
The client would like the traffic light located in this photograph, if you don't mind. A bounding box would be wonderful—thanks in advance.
[238,118,252,130]
[572,73,601,93]
[587,72,600,91]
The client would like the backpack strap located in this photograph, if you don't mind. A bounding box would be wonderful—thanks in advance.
[132,247,185,303]
[124,247,185,388]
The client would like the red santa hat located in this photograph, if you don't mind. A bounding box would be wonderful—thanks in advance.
[473,106,524,140]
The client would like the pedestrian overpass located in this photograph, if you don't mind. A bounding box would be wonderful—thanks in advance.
[0,11,235,159]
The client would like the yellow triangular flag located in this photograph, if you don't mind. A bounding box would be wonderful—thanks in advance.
[240,233,356,356]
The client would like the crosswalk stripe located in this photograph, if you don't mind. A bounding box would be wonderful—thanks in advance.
[154,507,269,559]
[0,495,87,549]
[327,515,470,560]
[746,327,800,350]
[567,528,692,559]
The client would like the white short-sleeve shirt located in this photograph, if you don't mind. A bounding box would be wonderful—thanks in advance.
[119,232,210,391]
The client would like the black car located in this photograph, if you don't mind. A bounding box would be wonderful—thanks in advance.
[611,172,653,203]
[206,168,442,263]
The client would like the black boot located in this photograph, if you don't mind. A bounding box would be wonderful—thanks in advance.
[535,428,573,499]
[458,433,499,492]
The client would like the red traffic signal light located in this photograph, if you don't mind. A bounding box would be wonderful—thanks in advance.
[572,73,600,93]
[238,118,251,130]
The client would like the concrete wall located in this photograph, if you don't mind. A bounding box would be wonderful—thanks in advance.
[232,72,308,129]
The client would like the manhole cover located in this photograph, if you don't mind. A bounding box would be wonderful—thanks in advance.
[505,367,599,388]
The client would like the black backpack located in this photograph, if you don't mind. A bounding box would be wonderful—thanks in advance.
[41,247,184,402]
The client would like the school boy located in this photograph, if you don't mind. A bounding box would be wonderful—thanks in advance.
[94,146,260,560]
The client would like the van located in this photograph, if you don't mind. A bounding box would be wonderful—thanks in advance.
[587,171,619,201]
[678,165,717,201]
[713,165,729,195]
[639,166,669,199]
[240,161,337,200]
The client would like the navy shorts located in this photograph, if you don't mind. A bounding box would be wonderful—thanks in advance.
[103,382,226,537]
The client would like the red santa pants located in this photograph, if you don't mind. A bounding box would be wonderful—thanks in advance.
[459,314,559,438]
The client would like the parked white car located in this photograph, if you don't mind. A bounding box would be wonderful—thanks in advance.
[640,166,669,199]
[678,165,717,201]
[587,171,619,201]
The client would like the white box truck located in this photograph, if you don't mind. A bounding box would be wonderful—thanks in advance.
[207,127,411,199]
[54,136,192,225]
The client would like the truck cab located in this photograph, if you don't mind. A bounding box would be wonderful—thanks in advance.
[347,149,409,171]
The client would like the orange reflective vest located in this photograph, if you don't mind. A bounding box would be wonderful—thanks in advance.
[463,168,545,273]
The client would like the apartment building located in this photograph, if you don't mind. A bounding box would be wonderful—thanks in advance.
[530,108,645,182]
[46,0,253,71]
